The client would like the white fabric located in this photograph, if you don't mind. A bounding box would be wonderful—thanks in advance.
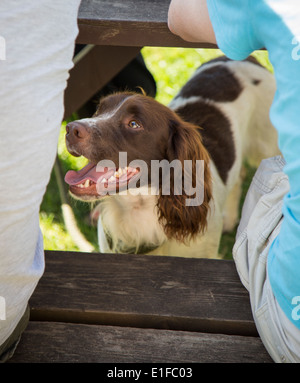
[233,156,300,362]
[0,0,80,347]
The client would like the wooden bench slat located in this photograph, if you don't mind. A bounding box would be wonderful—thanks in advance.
[8,321,272,363]
[29,251,257,336]
[77,0,218,48]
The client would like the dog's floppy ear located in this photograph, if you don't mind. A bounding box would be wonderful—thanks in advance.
[156,115,212,243]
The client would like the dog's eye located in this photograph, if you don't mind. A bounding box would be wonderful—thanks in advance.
[128,120,141,129]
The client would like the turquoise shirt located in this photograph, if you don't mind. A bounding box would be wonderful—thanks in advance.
[207,0,300,328]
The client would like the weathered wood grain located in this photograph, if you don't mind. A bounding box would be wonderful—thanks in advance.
[29,251,256,336]
[9,322,272,363]
[77,0,218,48]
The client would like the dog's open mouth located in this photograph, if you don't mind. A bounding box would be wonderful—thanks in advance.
[65,162,140,199]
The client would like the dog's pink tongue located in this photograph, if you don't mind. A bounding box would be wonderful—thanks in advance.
[65,162,100,185]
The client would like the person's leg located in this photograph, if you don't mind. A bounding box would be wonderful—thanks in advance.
[233,156,300,362]
[0,0,80,359]
[0,305,29,363]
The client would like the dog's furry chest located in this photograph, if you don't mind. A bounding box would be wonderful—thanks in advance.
[97,162,227,256]
[98,190,167,254]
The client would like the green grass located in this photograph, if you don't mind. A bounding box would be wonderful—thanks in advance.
[40,47,272,258]
[40,120,98,251]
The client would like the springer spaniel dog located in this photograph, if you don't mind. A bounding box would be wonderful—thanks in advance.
[65,56,278,258]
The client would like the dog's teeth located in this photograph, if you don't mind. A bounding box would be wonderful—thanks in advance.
[114,168,126,178]
[84,179,90,187]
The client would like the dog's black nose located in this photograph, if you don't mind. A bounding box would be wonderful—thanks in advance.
[66,121,89,141]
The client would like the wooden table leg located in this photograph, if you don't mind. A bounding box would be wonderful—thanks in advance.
[64,44,141,119]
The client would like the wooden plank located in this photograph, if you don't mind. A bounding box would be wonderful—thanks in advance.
[8,322,273,363]
[77,0,218,48]
[29,251,257,336]
[64,45,141,119]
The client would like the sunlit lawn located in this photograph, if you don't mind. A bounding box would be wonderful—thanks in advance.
[40,47,272,258]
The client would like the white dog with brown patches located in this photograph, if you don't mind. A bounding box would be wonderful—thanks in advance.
[65,57,278,258]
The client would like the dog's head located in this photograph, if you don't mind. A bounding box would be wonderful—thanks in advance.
[65,92,212,242]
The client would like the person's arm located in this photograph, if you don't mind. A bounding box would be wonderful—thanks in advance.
[168,0,216,44]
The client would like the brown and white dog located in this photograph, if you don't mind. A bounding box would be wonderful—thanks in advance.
[65,57,278,258]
